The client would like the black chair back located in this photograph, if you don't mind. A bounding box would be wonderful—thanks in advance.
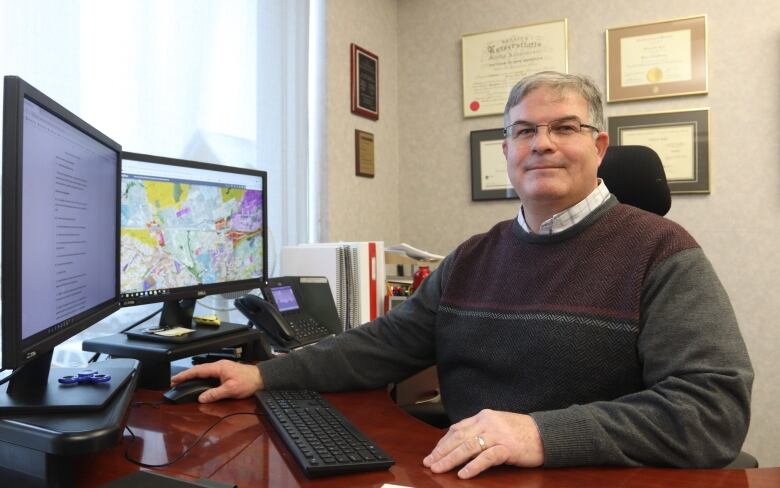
[598,145,671,216]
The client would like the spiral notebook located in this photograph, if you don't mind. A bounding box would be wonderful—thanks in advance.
[280,242,384,329]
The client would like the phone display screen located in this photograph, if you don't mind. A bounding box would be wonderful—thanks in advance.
[270,285,300,312]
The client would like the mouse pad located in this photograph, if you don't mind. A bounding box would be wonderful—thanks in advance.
[124,321,251,344]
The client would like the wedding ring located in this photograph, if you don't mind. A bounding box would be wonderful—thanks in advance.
[476,435,487,452]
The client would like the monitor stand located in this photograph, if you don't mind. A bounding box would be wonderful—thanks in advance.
[0,350,136,413]
[0,357,140,488]
[158,297,197,327]
[83,323,270,389]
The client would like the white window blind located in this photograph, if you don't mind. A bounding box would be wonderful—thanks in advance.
[0,0,315,367]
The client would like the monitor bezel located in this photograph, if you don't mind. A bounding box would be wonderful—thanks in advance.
[118,151,268,308]
[1,75,122,370]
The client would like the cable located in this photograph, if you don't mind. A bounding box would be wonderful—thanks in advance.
[87,307,163,363]
[123,410,265,468]
[0,367,23,386]
[130,400,166,408]
[119,307,164,334]
[267,226,279,277]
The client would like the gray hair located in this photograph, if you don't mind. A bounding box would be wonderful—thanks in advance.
[503,71,604,131]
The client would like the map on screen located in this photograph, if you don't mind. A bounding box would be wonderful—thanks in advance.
[120,171,264,295]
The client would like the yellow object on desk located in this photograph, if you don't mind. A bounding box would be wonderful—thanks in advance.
[193,315,221,327]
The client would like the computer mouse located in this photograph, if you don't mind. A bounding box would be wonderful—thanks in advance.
[163,377,221,404]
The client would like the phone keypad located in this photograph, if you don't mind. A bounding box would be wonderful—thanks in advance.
[288,316,331,345]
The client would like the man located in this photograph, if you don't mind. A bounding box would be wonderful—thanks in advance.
[172,71,753,479]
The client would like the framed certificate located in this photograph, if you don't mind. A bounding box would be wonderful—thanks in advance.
[606,15,707,102]
[462,19,568,118]
[351,43,379,120]
[470,129,517,201]
[355,129,375,177]
[608,109,709,194]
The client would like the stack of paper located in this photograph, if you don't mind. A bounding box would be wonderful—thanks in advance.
[385,243,444,261]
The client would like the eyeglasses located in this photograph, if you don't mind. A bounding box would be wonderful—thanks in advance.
[503,118,599,144]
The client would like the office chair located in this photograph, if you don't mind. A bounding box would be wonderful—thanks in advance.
[724,450,759,469]
[598,146,757,468]
[597,145,671,216]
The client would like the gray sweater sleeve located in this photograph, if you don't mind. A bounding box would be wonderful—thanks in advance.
[258,255,452,391]
[531,248,754,467]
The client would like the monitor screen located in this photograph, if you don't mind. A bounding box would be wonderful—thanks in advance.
[1,75,127,411]
[20,97,117,340]
[119,152,267,326]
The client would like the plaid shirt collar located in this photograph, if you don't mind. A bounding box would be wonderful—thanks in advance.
[517,180,611,235]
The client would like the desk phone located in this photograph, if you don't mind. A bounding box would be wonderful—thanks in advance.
[235,276,341,348]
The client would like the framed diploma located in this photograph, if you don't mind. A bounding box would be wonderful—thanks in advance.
[355,130,375,177]
[608,109,709,194]
[351,43,379,120]
[462,19,568,118]
[470,129,517,201]
[606,15,707,102]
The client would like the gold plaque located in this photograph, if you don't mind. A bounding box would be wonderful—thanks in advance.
[355,130,375,178]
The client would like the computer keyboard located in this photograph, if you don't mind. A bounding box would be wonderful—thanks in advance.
[256,389,395,478]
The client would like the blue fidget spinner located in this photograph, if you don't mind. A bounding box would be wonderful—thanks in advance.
[58,369,112,385]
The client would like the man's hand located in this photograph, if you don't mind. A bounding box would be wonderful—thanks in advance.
[170,360,264,403]
[422,409,544,479]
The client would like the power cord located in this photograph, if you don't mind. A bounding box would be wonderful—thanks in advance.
[122,410,265,468]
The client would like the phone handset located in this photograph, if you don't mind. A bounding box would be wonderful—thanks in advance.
[234,294,297,346]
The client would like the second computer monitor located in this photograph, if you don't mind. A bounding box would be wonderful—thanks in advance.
[119,152,267,326]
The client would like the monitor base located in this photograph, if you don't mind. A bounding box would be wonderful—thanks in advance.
[0,362,136,414]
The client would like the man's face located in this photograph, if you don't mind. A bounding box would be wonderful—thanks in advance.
[502,87,608,211]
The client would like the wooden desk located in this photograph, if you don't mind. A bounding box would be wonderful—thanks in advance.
[76,389,779,487]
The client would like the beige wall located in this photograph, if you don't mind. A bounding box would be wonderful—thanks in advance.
[323,0,400,243]
[325,0,780,466]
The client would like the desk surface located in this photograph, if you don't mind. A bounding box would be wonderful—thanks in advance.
[76,389,779,488]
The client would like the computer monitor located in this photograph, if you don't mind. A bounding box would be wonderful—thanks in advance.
[119,152,267,327]
[0,76,133,412]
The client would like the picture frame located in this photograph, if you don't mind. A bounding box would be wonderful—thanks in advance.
[470,128,517,201]
[355,129,375,178]
[606,15,707,103]
[351,43,379,120]
[462,19,568,118]
[607,109,709,194]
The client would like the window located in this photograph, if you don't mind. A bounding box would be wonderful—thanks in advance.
[0,0,314,367]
